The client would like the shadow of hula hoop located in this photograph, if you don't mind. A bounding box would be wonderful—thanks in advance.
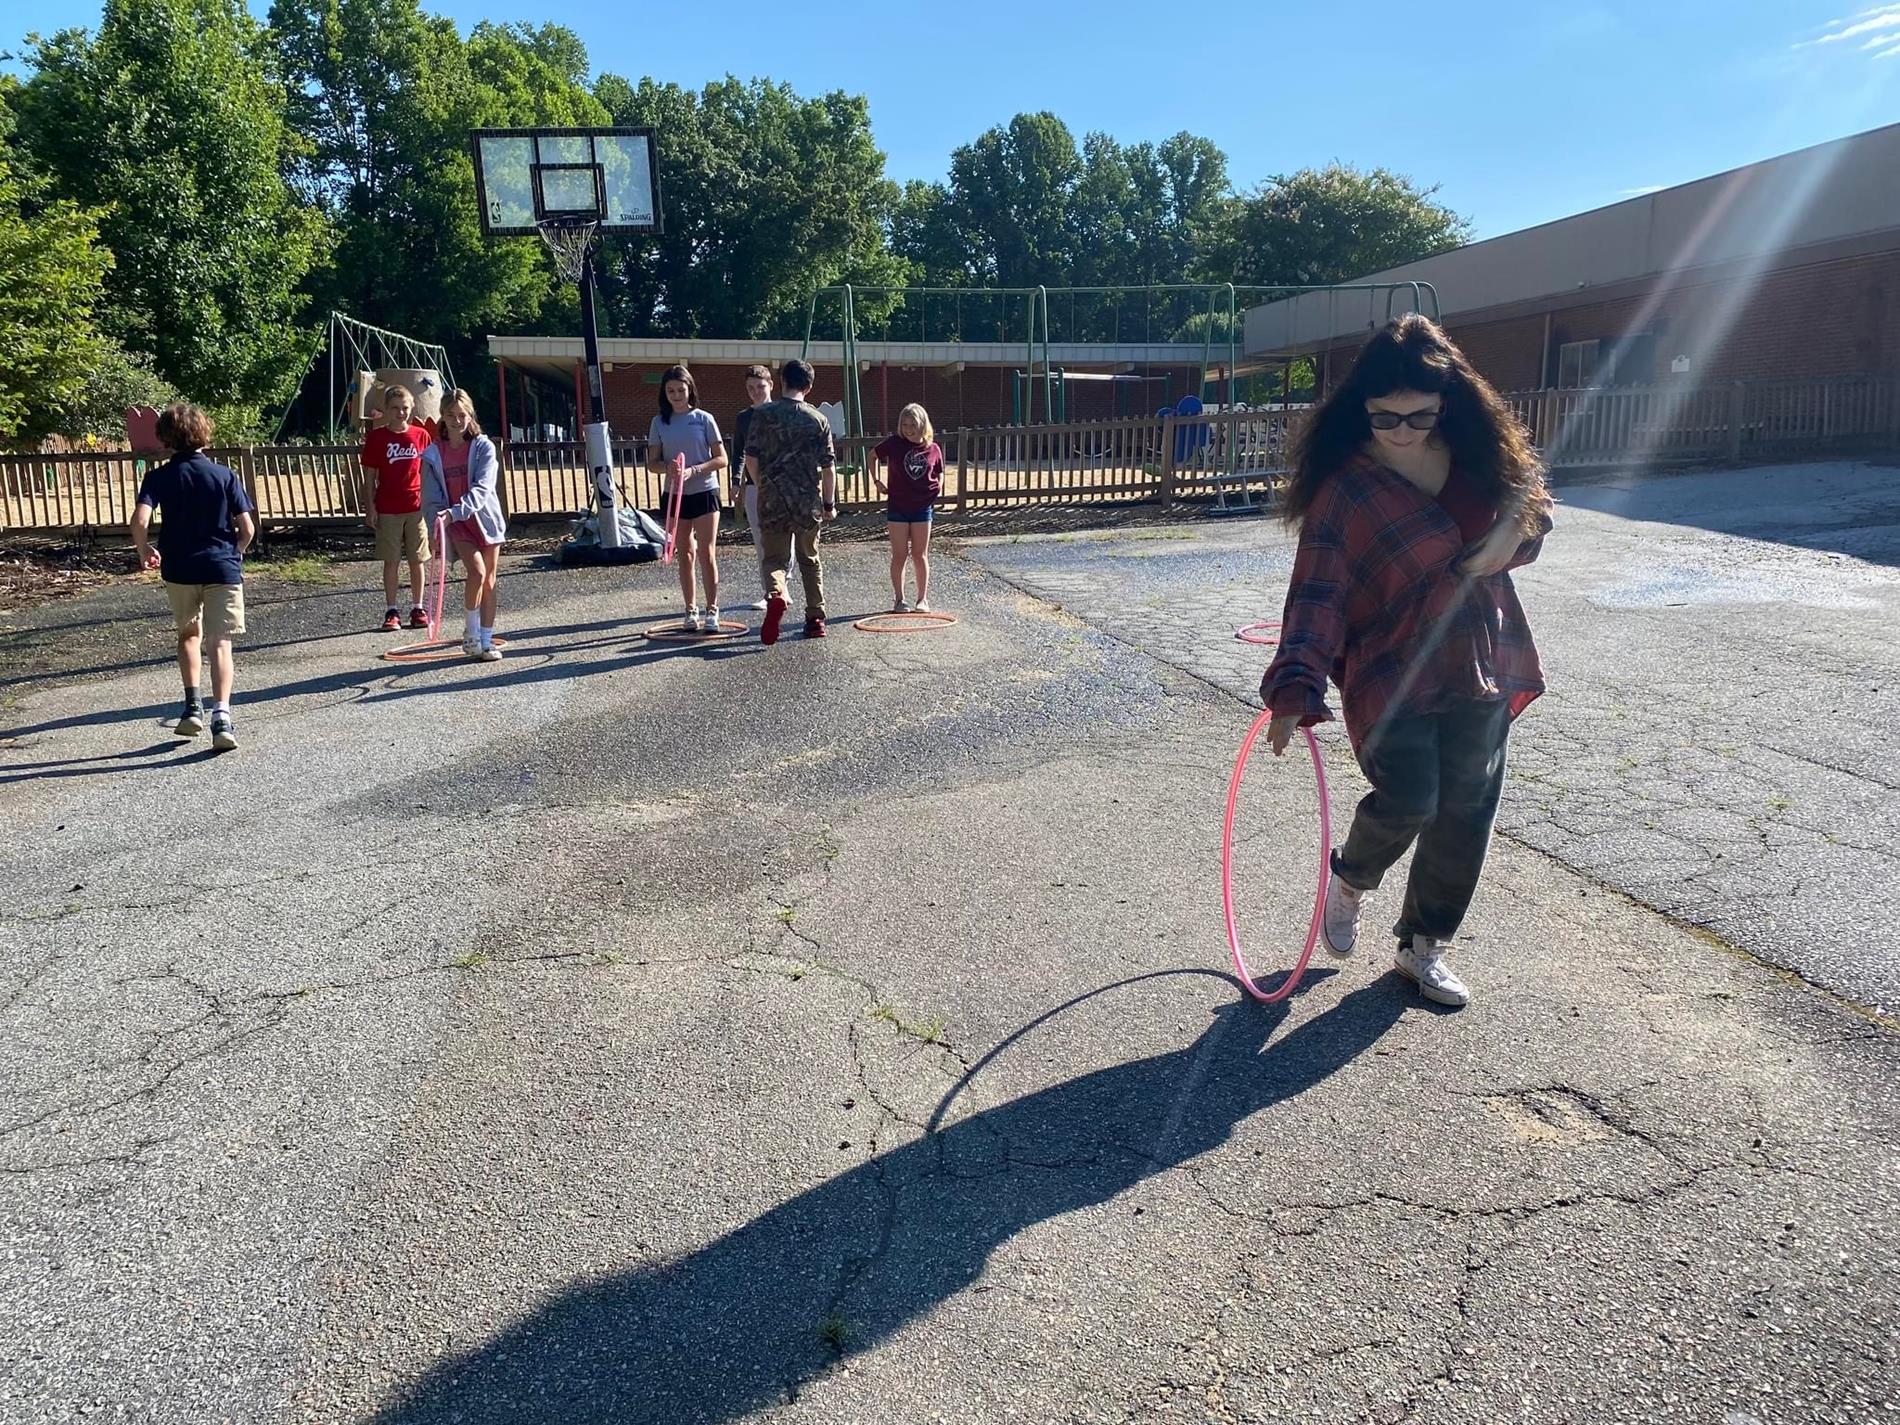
[642,620,751,642]
[854,611,959,633]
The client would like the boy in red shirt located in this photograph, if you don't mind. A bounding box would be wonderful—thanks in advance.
[360,385,434,630]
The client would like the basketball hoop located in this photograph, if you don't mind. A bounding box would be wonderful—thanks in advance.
[538,216,600,284]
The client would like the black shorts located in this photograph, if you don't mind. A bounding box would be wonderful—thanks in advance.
[661,489,721,522]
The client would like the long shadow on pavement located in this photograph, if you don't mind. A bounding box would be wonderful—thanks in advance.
[0,739,218,784]
[0,632,754,747]
[370,971,1410,1424]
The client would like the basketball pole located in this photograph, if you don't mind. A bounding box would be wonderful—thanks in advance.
[577,243,621,548]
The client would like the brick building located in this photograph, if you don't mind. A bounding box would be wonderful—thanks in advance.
[1244,121,1900,396]
[483,336,1219,443]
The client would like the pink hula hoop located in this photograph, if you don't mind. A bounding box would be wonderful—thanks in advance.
[661,453,686,563]
[1235,620,1282,646]
[1221,709,1332,1004]
[427,512,449,639]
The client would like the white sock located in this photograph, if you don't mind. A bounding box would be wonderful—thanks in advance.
[465,610,481,641]
[211,700,229,714]
[480,624,495,648]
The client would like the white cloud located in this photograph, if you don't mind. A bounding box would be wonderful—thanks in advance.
[1620,185,1667,197]
[1798,3,1900,56]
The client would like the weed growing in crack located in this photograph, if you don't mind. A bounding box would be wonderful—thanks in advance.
[818,1314,849,1349]
[1766,793,1792,814]
[872,1003,948,1045]
[450,950,491,970]
[774,906,797,927]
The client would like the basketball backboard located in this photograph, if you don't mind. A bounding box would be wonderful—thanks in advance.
[471,128,662,237]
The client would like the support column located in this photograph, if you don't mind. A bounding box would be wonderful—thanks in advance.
[496,358,511,445]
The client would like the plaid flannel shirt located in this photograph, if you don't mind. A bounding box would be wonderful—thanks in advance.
[1261,456,1551,754]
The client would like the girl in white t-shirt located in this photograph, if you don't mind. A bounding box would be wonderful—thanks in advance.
[646,364,729,632]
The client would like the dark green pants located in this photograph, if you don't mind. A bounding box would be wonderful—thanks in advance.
[1333,699,1512,946]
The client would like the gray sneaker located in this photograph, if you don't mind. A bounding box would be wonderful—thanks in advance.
[209,710,237,753]
[1395,936,1469,1007]
[175,698,204,738]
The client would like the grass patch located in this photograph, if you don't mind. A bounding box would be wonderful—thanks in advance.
[265,554,336,585]
[1766,793,1793,814]
[774,905,797,927]
[818,1313,849,1349]
[449,950,491,970]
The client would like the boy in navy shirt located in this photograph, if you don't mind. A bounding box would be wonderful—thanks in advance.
[129,403,256,752]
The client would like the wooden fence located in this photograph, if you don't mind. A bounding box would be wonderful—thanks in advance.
[5,373,1895,531]
[1505,374,1900,468]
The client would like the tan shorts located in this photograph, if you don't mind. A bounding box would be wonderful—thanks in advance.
[165,581,246,638]
[374,511,431,564]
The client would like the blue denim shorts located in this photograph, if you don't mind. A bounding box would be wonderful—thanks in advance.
[887,508,933,524]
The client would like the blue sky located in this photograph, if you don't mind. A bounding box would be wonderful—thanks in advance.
[7,0,1899,239]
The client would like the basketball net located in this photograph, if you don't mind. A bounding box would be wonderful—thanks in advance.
[537,216,601,284]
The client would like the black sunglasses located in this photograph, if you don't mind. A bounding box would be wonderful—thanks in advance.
[1367,408,1442,431]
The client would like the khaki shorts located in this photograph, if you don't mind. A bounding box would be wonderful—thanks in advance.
[165,581,246,638]
[374,511,431,564]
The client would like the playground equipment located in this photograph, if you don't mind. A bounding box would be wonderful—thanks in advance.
[266,313,457,444]
[800,281,1443,440]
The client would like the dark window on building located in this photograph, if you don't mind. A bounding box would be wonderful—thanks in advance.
[1600,333,1658,386]
[1557,339,1599,388]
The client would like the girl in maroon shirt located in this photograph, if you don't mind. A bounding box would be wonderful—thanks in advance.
[871,403,944,611]
[1261,315,1554,1008]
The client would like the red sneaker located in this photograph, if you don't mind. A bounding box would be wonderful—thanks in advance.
[803,617,827,639]
[761,593,787,646]
[408,608,429,629]
[380,609,401,631]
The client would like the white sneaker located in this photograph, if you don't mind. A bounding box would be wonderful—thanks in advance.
[706,604,722,631]
[1395,936,1470,1007]
[893,597,911,613]
[462,636,485,658]
[478,645,503,662]
[749,598,768,611]
[684,609,703,632]
[1321,874,1365,957]
[914,599,933,613]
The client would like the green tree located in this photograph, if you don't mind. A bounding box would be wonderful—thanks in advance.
[941,112,1083,288]
[15,0,328,430]
[269,1,606,373]
[0,100,113,446]
[884,120,1238,342]
[591,75,907,340]
[1214,164,1469,288]
[66,341,186,444]
[889,178,969,289]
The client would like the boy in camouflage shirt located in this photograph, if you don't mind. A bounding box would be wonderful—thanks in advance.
[742,359,838,644]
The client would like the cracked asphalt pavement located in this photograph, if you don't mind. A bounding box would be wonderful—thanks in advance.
[1,476,1896,1425]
